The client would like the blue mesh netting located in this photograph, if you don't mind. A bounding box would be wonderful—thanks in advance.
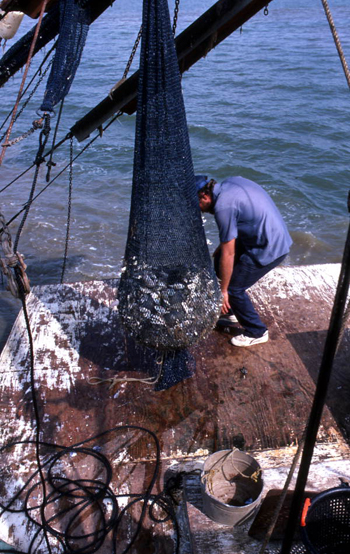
[40,0,90,112]
[117,0,221,388]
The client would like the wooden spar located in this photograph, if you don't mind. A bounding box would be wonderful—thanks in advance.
[0,0,117,88]
[71,0,274,142]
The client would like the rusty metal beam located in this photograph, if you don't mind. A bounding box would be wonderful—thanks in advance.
[71,0,274,142]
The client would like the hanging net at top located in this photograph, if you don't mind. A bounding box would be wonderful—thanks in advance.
[40,0,90,113]
[117,0,221,352]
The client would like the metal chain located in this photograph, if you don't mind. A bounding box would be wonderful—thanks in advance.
[111,0,181,97]
[264,5,269,16]
[172,0,181,35]
[2,118,44,148]
[122,25,143,81]
[0,0,49,166]
[0,212,30,298]
[0,53,54,141]
[109,25,143,100]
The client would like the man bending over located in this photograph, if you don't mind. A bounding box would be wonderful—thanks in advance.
[196,175,292,347]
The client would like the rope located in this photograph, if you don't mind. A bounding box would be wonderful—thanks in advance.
[3,109,123,231]
[0,0,49,166]
[320,0,350,90]
[13,113,51,253]
[60,134,73,284]
[46,98,64,182]
[88,354,165,388]
[0,44,56,140]
[0,271,181,553]
[0,211,30,298]
[0,266,182,553]
[202,449,262,499]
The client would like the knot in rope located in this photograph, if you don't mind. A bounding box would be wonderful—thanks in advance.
[0,252,30,298]
[0,212,30,298]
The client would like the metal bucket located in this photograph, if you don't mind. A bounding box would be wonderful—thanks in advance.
[201,449,264,526]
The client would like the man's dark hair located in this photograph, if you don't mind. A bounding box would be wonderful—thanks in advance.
[198,178,216,197]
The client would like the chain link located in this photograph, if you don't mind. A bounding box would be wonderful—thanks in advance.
[123,25,143,81]
[110,0,181,100]
[264,5,269,16]
[2,118,44,148]
[172,0,181,35]
[109,25,143,100]
[0,55,53,144]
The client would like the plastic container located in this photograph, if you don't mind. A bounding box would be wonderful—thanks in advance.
[300,482,350,554]
[0,11,24,40]
[201,449,264,526]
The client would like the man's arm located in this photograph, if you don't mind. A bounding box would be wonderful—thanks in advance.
[218,238,235,314]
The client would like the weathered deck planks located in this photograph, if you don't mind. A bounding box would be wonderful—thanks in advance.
[0,263,349,553]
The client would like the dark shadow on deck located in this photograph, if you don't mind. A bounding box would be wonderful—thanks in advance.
[287,329,350,443]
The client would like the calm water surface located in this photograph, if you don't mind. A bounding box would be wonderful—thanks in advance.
[1,0,350,349]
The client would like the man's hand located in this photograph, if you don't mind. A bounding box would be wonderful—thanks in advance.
[221,290,231,314]
[218,239,235,314]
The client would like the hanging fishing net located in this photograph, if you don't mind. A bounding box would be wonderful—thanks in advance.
[40,0,90,112]
[117,0,221,386]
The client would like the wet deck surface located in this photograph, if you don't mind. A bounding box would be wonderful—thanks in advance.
[0,263,349,553]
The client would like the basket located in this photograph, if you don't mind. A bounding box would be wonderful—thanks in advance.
[201,449,263,526]
[300,482,350,554]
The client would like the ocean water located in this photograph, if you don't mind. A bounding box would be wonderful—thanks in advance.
[0,0,350,349]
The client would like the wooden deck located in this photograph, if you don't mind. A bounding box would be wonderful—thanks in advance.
[0,263,349,553]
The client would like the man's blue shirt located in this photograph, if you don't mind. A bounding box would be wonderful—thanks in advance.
[212,176,292,266]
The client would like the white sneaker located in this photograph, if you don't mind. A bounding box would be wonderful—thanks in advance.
[230,330,269,347]
[217,313,238,325]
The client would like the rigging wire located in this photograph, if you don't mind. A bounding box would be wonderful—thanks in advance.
[0,0,49,166]
[60,134,73,284]
[0,42,56,139]
[1,0,181,197]
[3,109,123,232]
[46,98,65,182]
[13,113,51,252]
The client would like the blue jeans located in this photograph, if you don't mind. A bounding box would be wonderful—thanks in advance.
[214,250,287,338]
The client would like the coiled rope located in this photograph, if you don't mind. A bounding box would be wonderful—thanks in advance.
[0,270,182,554]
